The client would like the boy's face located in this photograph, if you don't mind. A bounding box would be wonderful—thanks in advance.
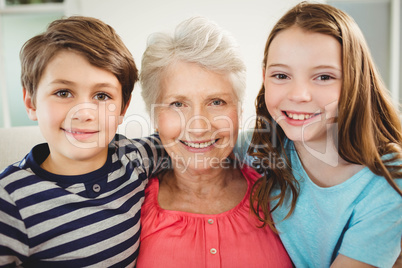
[24,50,129,174]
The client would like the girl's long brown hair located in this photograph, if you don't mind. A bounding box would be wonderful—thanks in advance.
[250,1,402,231]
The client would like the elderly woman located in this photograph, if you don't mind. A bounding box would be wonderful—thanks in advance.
[136,17,292,267]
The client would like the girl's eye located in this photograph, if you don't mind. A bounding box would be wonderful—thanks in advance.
[274,74,288,80]
[55,90,72,98]
[317,75,331,81]
[94,93,110,101]
[211,99,225,106]
[170,101,183,108]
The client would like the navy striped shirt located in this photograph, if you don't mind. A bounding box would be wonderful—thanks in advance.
[0,134,163,267]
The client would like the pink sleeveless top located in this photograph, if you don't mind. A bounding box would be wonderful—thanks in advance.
[137,165,293,268]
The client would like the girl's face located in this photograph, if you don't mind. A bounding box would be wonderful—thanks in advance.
[263,26,342,146]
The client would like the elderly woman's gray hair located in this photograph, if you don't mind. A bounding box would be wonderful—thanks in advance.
[140,16,246,113]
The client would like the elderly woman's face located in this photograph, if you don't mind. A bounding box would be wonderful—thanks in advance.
[157,61,239,173]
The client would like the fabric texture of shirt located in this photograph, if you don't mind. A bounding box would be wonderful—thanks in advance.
[137,164,293,268]
[272,142,402,268]
[0,134,163,267]
[234,131,402,268]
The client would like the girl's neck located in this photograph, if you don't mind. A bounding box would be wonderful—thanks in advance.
[293,140,364,187]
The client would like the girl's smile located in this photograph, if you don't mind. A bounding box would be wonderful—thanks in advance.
[280,110,322,127]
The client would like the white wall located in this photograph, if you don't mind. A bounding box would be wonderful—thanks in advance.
[67,0,308,136]
[8,0,398,131]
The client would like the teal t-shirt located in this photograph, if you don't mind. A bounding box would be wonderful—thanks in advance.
[234,131,402,267]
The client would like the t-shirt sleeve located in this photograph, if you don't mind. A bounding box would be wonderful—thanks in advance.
[338,180,402,267]
[129,134,167,178]
[0,184,29,266]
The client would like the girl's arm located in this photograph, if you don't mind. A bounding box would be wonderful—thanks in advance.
[331,255,376,268]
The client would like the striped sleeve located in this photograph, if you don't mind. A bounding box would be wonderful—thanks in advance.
[129,134,166,178]
[0,168,29,266]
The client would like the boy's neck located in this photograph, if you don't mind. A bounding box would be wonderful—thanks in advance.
[40,149,108,176]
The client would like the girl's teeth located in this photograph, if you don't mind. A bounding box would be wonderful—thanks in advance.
[183,140,216,149]
[287,113,314,120]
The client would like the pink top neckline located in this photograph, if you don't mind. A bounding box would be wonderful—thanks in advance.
[146,166,252,218]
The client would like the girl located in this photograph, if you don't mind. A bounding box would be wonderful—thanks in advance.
[243,2,402,267]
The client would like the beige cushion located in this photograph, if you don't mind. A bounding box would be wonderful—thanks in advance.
[0,126,45,171]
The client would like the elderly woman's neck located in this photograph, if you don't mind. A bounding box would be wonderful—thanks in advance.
[170,167,235,194]
[158,167,247,214]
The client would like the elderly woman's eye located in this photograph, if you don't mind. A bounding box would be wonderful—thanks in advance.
[170,101,183,108]
[211,99,225,106]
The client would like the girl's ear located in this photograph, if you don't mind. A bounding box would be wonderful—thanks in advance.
[118,95,131,125]
[262,67,266,83]
[23,88,38,121]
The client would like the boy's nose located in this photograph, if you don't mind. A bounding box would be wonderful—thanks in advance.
[69,102,97,122]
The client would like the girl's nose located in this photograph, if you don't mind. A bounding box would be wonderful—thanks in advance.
[287,82,312,102]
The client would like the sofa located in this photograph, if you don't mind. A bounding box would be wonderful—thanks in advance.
[0,126,45,171]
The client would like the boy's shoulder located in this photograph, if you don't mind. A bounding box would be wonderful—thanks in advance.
[0,158,37,196]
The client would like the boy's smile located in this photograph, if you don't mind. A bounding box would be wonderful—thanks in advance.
[23,50,127,175]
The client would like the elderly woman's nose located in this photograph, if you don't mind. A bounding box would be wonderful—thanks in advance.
[186,111,212,135]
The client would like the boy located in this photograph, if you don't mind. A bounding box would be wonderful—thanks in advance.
[0,16,163,267]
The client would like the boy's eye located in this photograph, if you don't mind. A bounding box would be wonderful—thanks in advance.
[94,93,110,101]
[170,101,183,108]
[317,75,331,81]
[274,74,288,80]
[55,90,72,98]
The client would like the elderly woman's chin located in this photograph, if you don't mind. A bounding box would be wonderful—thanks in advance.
[168,150,234,174]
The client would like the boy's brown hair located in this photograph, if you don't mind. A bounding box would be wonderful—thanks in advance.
[20,16,137,110]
